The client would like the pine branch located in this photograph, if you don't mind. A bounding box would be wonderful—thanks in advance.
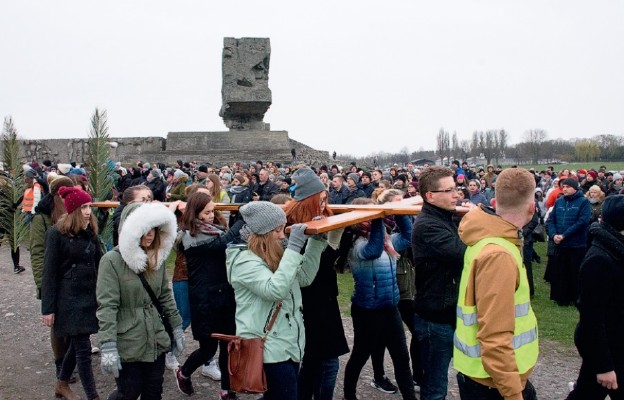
[86,108,114,202]
[0,116,28,251]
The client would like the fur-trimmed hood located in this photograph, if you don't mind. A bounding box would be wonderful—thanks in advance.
[118,202,177,274]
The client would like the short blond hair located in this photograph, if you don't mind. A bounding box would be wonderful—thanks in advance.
[495,168,536,211]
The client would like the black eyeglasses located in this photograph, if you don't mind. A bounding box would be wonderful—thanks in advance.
[429,187,456,193]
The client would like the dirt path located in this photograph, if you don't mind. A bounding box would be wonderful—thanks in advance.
[0,245,580,399]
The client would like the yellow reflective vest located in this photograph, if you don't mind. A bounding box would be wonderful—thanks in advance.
[453,237,538,378]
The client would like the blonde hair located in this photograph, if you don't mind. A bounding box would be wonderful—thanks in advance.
[248,232,285,272]
[375,189,404,205]
[142,228,162,273]
[585,185,605,202]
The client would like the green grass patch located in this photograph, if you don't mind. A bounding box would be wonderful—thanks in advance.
[512,161,624,172]
[335,242,578,347]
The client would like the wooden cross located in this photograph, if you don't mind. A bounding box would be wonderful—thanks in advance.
[91,198,470,234]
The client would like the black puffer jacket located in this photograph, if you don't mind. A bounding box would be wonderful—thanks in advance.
[575,222,624,373]
[411,201,466,326]
[41,225,102,337]
[182,219,244,340]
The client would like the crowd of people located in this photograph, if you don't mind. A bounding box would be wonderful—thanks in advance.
[1,156,623,399]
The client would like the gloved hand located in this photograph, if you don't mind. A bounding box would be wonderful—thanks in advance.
[311,216,327,241]
[100,342,122,378]
[327,227,345,250]
[172,325,185,358]
[287,223,309,253]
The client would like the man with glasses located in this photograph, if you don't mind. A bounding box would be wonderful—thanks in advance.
[411,166,467,400]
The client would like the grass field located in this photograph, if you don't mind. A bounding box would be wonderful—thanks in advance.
[513,161,624,173]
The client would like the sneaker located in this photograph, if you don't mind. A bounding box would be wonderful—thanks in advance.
[175,367,194,396]
[219,390,239,400]
[13,266,25,274]
[370,376,398,394]
[165,352,179,370]
[201,359,221,381]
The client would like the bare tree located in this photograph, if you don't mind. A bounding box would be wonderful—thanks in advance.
[523,129,547,164]
[482,130,497,165]
[436,128,450,165]
[460,139,471,163]
[495,129,508,166]
[471,131,481,159]
[451,132,460,161]
[399,146,411,165]
[595,134,624,161]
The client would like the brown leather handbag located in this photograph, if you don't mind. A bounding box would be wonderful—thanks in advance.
[212,302,282,394]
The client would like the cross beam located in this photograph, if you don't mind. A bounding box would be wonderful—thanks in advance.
[91,198,470,234]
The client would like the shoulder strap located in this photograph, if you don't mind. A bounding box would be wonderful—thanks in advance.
[137,272,174,337]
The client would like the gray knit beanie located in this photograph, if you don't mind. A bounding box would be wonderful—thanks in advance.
[347,173,360,184]
[240,201,287,235]
[292,167,326,201]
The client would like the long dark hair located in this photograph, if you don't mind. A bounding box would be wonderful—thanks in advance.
[179,191,213,236]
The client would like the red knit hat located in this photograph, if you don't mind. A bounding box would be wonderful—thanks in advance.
[58,186,92,214]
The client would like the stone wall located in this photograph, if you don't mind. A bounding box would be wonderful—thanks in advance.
[3,137,165,166]
[4,132,331,168]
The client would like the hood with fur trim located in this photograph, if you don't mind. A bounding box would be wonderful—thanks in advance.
[118,202,177,274]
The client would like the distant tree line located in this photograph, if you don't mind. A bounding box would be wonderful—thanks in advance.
[338,129,624,168]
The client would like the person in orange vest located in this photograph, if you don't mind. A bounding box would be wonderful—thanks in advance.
[22,168,42,224]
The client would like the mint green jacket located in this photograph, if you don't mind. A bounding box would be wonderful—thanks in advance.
[226,238,326,363]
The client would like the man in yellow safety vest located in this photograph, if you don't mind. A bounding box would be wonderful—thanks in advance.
[454,168,539,400]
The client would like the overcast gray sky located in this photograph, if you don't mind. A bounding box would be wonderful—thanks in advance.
[2,1,623,157]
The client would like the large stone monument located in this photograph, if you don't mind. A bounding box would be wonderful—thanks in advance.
[12,37,329,166]
[220,37,272,131]
[149,37,297,165]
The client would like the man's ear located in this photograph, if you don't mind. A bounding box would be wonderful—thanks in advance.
[528,200,536,216]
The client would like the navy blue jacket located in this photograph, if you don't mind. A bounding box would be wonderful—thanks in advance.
[547,189,591,248]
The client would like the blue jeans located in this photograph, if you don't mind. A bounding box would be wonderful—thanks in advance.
[414,314,454,400]
[264,360,300,400]
[172,281,191,331]
[298,357,339,400]
[457,372,537,400]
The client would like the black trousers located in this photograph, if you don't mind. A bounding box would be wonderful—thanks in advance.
[457,373,537,400]
[59,334,97,399]
[343,304,416,400]
[181,336,231,390]
[114,353,166,400]
[550,247,586,306]
[398,298,424,384]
